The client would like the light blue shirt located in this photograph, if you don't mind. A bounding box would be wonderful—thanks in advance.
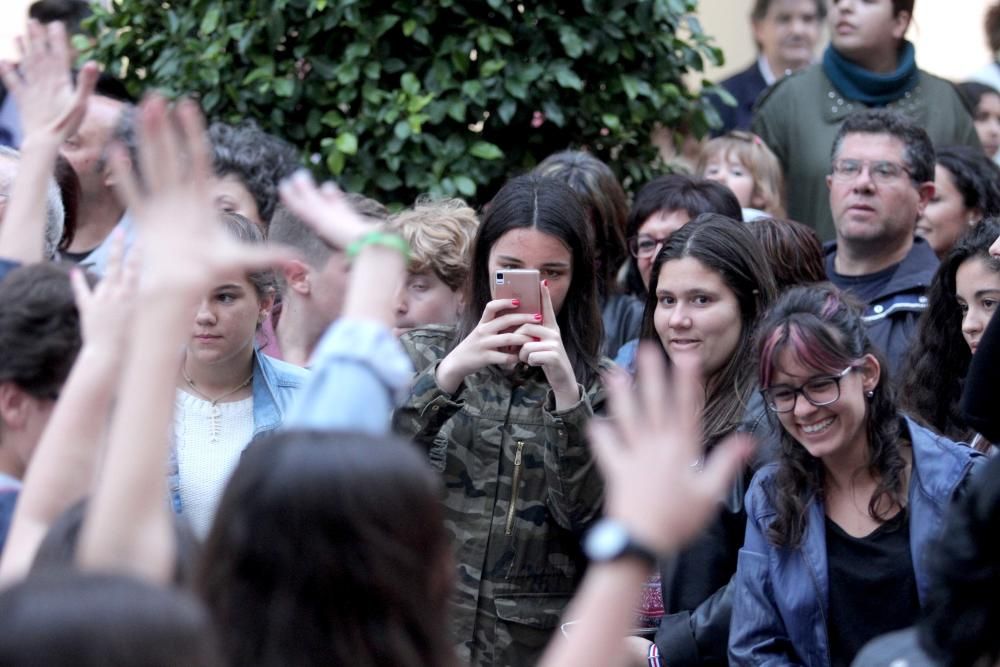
[78,212,137,277]
[283,318,414,435]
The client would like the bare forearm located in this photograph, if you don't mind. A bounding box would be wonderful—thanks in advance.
[0,134,62,263]
[341,244,406,327]
[77,299,193,582]
[0,346,120,584]
[538,560,651,667]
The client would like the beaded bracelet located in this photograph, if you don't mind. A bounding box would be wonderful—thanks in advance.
[345,230,410,260]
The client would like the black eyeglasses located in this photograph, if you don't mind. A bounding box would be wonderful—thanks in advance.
[627,235,668,259]
[761,366,854,413]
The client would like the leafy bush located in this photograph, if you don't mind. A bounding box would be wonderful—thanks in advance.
[83,0,725,206]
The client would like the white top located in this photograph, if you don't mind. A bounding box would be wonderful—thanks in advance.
[173,391,254,538]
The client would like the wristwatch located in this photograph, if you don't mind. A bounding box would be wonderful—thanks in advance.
[583,519,658,566]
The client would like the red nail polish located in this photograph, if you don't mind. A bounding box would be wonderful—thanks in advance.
[534,313,542,321]
[532,336,541,342]
[543,279,549,287]
[511,299,520,307]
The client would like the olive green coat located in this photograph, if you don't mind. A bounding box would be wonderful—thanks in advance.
[392,325,608,667]
[752,64,980,241]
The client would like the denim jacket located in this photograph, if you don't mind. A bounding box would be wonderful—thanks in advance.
[729,416,984,666]
[169,350,309,514]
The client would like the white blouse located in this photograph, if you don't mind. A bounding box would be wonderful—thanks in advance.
[173,391,254,537]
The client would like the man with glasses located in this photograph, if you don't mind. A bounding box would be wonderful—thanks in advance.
[824,108,938,377]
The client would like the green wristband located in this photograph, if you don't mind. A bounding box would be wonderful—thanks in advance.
[345,230,410,260]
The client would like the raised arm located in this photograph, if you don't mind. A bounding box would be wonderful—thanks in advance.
[279,172,413,434]
[0,234,135,585]
[538,344,752,667]
[0,20,97,264]
[75,95,292,583]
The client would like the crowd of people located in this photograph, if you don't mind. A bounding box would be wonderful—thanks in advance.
[2,0,1000,666]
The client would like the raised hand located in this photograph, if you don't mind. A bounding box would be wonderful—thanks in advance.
[0,20,98,143]
[434,299,537,394]
[514,281,579,408]
[588,344,753,554]
[109,95,293,298]
[69,231,139,357]
[278,169,371,250]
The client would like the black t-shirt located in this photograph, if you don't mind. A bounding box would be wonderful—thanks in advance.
[825,510,921,667]
[825,253,899,305]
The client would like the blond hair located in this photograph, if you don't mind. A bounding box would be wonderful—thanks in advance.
[389,197,479,292]
[697,131,786,218]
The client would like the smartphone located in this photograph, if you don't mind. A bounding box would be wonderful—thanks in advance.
[494,269,541,318]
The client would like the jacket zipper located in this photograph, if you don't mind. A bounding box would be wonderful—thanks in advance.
[505,440,525,535]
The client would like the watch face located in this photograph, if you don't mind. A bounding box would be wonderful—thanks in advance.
[587,521,628,560]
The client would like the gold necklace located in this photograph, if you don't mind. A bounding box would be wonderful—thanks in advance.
[181,368,254,406]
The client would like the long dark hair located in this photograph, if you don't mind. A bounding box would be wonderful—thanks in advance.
[935,146,1000,219]
[747,217,826,291]
[623,175,742,297]
[534,150,629,299]
[0,572,221,667]
[462,174,603,386]
[756,285,906,548]
[640,214,777,446]
[197,430,455,667]
[899,219,1000,441]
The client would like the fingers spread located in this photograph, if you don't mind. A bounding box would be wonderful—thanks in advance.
[634,342,670,433]
[0,62,22,98]
[175,98,211,187]
[698,434,754,502]
[108,143,143,213]
[588,418,624,481]
[601,365,641,447]
[69,267,92,306]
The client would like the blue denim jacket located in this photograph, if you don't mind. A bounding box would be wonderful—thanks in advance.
[169,350,309,514]
[729,416,984,666]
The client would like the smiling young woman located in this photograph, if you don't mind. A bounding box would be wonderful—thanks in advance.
[729,284,985,666]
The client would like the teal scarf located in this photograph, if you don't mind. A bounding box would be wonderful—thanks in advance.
[822,41,918,106]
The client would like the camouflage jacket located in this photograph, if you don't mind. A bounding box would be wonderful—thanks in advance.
[392,325,609,667]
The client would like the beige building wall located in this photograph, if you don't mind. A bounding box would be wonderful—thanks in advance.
[0,2,994,85]
[697,0,995,86]
[0,0,34,61]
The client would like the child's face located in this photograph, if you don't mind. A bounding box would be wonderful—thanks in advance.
[703,152,757,210]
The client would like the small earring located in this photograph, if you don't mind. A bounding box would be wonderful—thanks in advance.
[865,390,874,398]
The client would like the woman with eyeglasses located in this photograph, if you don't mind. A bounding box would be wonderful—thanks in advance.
[621,175,743,299]
[729,284,985,667]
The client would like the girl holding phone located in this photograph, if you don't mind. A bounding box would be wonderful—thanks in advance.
[393,174,607,666]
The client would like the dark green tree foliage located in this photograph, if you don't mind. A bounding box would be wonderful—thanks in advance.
[82,0,725,206]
